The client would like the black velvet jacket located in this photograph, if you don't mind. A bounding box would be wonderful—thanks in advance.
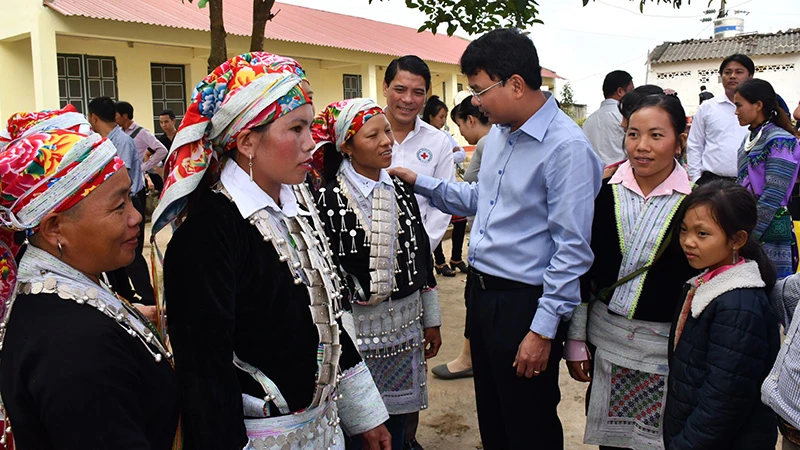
[164,189,363,450]
[0,292,179,450]
[581,181,699,322]
[313,176,436,304]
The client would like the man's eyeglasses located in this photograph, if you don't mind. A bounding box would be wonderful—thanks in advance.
[468,79,506,103]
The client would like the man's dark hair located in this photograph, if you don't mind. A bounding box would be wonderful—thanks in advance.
[88,97,117,123]
[700,85,707,91]
[602,70,633,98]
[384,55,431,91]
[460,28,542,90]
[115,101,134,120]
[719,53,755,75]
[159,109,176,120]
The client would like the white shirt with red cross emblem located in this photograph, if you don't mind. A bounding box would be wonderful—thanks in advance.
[390,117,456,249]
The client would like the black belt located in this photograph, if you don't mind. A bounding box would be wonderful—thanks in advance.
[778,415,800,445]
[468,267,538,291]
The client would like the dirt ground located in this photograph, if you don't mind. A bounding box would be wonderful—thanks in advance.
[144,225,784,450]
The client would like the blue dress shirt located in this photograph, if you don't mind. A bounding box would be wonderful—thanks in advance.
[108,125,144,195]
[414,95,603,337]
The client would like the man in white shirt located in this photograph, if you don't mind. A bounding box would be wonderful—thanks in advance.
[687,54,753,184]
[582,70,633,166]
[385,55,455,250]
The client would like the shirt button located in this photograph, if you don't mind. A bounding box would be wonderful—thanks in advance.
[490,200,495,205]
[498,170,503,175]
[479,229,484,234]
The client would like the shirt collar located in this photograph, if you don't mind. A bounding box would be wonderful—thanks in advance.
[609,159,692,199]
[219,161,305,219]
[341,159,392,198]
[500,94,558,142]
[715,94,735,106]
[600,98,619,108]
[124,121,138,133]
[698,257,745,285]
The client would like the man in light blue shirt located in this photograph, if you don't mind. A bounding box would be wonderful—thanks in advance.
[392,29,603,449]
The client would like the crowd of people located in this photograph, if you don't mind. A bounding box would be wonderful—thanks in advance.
[0,25,798,450]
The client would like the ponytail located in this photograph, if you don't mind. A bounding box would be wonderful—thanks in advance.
[739,237,777,290]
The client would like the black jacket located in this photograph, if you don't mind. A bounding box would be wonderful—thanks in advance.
[664,261,780,449]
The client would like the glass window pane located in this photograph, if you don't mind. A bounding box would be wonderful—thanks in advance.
[152,85,164,100]
[165,85,183,100]
[102,80,115,97]
[101,59,114,78]
[70,100,84,114]
[164,67,183,83]
[68,79,82,98]
[67,57,81,78]
[87,59,100,78]
[57,57,65,77]
[88,79,101,99]
[151,66,162,82]
[60,99,69,108]
[166,102,184,113]
[153,102,164,116]
[58,79,67,97]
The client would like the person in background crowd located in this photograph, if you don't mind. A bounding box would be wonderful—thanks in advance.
[0,119,179,449]
[430,94,491,382]
[734,78,800,278]
[794,101,800,131]
[115,101,168,173]
[582,70,634,166]
[391,28,603,450]
[157,109,178,150]
[566,94,697,449]
[422,95,468,278]
[687,54,753,184]
[699,85,714,104]
[154,52,391,450]
[87,96,154,306]
[385,56,456,254]
[310,98,442,450]
[763,271,800,450]
[664,181,780,450]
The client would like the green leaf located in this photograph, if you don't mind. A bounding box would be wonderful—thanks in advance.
[197,0,208,8]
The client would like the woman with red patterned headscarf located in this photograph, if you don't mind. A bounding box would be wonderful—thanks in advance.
[0,122,179,449]
[153,53,390,450]
[309,98,442,450]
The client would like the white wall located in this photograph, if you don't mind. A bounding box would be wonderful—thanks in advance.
[647,54,800,116]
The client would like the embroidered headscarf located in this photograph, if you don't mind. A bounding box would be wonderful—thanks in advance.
[0,104,92,151]
[150,52,312,235]
[309,98,384,188]
[0,128,125,307]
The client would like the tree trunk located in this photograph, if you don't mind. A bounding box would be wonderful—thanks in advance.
[208,0,228,70]
[250,0,276,52]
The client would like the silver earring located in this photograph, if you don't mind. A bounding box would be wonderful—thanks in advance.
[732,247,737,265]
[249,153,254,182]
[57,240,63,259]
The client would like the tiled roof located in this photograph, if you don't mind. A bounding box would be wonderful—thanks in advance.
[45,0,471,65]
[649,28,800,64]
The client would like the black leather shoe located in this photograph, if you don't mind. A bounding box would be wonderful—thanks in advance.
[449,260,469,273]
[435,264,456,277]
[404,438,425,450]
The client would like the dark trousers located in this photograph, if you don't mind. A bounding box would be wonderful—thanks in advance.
[345,413,407,450]
[108,190,155,305]
[696,171,736,186]
[466,275,565,450]
[433,221,467,265]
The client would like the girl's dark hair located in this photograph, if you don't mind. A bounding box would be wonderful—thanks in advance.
[736,78,798,137]
[453,95,489,125]
[629,93,686,139]
[675,180,777,290]
[319,143,345,185]
[422,95,447,124]
[619,84,664,119]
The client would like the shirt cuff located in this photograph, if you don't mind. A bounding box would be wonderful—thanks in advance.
[530,307,561,339]
[564,339,591,361]
[413,174,440,197]
[337,362,389,436]
[421,287,442,328]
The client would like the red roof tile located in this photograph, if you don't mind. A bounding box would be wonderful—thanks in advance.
[45,0,472,65]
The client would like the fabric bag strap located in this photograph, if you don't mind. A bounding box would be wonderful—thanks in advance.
[233,352,291,416]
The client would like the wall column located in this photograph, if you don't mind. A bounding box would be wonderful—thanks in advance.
[363,63,378,101]
[30,16,60,110]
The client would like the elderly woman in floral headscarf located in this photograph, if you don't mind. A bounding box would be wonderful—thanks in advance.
[309,98,442,449]
[0,114,179,449]
[153,53,390,450]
